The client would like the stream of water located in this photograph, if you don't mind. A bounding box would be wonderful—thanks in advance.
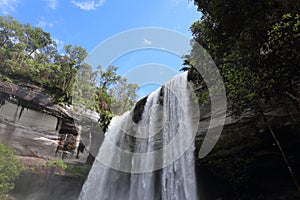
[79,72,200,200]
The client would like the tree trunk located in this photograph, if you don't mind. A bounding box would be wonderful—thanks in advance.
[260,111,300,191]
[286,92,300,112]
[282,101,296,121]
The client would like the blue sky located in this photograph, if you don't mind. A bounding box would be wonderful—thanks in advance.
[0,0,200,98]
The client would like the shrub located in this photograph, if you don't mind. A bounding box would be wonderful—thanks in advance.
[0,143,24,198]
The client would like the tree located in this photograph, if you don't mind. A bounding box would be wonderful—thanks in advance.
[266,13,300,108]
[190,0,300,191]
[190,0,299,114]
[22,24,52,58]
[55,44,88,103]
[72,63,98,110]
[0,143,24,198]
[74,65,139,164]
[0,16,23,70]
[0,16,139,166]
[0,16,89,104]
[95,65,121,112]
[110,78,139,115]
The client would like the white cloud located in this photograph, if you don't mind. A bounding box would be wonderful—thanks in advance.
[0,0,18,14]
[171,0,180,4]
[43,0,57,10]
[36,17,54,28]
[95,0,105,7]
[71,0,105,11]
[143,39,152,46]
[72,1,95,11]
[37,20,54,28]
[174,25,181,30]
[169,0,195,10]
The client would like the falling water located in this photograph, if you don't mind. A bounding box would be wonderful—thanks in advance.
[79,72,200,200]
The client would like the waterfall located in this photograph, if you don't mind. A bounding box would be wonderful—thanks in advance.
[79,72,200,200]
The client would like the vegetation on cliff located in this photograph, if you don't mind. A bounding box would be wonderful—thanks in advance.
[187,0,300,196]
[186,0,299,113]
[0,15,140,197]
[0,142,24,198]
[0,15,139,127]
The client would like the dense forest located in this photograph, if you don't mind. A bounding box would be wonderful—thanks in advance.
[186,0,299,114]
[0,0,299,199]
[183,0,300,198]
[0,15,139,199]
[0,15,138,116]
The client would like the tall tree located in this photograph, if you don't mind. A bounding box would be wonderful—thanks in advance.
[110,78,139,115]
[189,0,300,191]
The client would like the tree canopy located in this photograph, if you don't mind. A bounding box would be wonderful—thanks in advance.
[187,0,300,192]
[0,16,139,119]
[187,0,299,115]
[0,142,24,198]
[0,15,79,103]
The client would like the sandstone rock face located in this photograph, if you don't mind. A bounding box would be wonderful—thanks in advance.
[0,81,72,119]
[0,107,89,163]
[0,101,57,131]
[0,80,103,162]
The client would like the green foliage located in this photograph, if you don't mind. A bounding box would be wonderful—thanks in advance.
[72,63,139,129]
[190,0,300,116]
[65,164,91,179]
[0,16,86,104]
[43,159,68,170]
[0,16,139,134]
[191,0,300,193]
[92,66,139,129]
[265,13,300,97]
[110,78,139,115]
[199,124,260,191]
[72,63,98,110]
[43,159,91,179]
[0,143,24,197]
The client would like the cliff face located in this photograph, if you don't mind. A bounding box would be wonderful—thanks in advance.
[1,75,300,199]
[0,80,99,199]
[194,101,300,199]
[128,72,300,199]
[0,81,72,120]
[0,79,104,163]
